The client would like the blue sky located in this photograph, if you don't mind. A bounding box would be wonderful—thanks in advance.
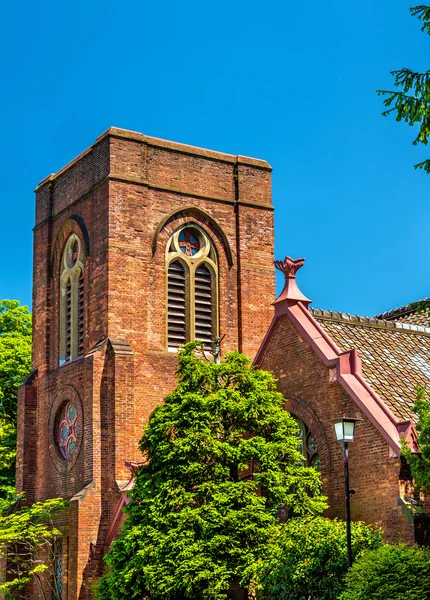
[1,0,429,316]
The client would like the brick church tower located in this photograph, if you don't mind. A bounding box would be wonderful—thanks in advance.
[16,128,275,598]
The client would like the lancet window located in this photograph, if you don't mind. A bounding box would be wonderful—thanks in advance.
[294,416,320,471]
[59,234,84,364]
[166,224,218,350]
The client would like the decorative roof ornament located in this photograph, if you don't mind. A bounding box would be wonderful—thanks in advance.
[274,256,311,306]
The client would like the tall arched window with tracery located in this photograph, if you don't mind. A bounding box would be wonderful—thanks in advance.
[59,234,84,365]
[166,224,218,350]
[293,416,320,471]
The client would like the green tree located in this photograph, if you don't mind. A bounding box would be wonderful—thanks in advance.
[0,300,32,497]
[255,517,383,600]
[377,6,430,173]
[0,494,67,600]
[97,343,327,600]
[402,386,430,493]
[340,543,430,600]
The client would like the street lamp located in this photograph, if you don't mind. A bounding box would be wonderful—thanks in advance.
[332,417,361,568]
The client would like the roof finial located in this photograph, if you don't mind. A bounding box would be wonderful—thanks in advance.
[274,256,305,278]
[274,256,311,307]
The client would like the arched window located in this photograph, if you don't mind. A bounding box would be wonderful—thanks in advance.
[293,416,320,471]
[60,235,84,364]
[166,224,218,350]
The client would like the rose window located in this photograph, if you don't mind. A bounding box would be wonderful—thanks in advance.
[57,401,78,460]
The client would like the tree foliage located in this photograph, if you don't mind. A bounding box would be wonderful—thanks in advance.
[97,343,327,600]
[377,6,430,173]
[255,516,382,600]
[0,300,32,497]
[0,300,32,422]
[340,543,430,600]
[0,494,68,600]
[402,385,430,494]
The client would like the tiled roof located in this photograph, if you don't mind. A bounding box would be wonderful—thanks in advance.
[375,299,430,327]
[310,309,430,421]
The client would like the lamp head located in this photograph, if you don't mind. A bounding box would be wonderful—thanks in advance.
[331,417,361,443]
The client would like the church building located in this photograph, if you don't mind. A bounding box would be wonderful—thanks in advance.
[17,128,429,599]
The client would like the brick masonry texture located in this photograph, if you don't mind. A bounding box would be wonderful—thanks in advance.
[259,314,416,543]
[17,128,276,599]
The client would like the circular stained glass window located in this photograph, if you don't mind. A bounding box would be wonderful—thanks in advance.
[178,229,200,257]
[57,401,78,460]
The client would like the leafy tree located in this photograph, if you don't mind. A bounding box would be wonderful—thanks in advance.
[402,386,430,493]
[0,494,68,600]
[255,516,383,600]
[0,300,32,422]
[0,300,32,497]
[340,543,430,600]
[257,517,382,600]
[97,343,327,600]
[377,6,430,173]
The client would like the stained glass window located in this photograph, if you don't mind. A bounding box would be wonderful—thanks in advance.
[178,229,200,256]
[294,417,320,470]
[55,538,63,599]
[57,401,78,461]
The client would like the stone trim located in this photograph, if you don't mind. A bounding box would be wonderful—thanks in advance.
[36,127,272,190]
[152,206,234,267]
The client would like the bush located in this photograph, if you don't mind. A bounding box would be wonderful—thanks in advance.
[255,516,382,600]
[340,543,430,600]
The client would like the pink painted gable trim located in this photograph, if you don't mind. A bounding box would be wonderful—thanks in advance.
[105,491,131,547]
[105,461,144,547]
[254,299,417,457]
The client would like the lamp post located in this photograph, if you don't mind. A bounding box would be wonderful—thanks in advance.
[332,417,360,568]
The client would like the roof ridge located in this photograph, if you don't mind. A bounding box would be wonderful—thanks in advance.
[310,307,430,334]
[374,298,430,321]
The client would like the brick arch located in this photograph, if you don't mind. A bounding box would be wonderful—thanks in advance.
[51,215,90,278]
[152,206,234,267]
[286,395,333,472]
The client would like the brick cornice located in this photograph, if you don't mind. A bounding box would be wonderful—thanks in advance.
[35,127,272,191]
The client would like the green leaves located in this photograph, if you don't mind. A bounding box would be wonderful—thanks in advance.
[0,300,32,500]
[255,517,383,600]
[340,543,430,600]
[0,496,68,599]
[377,7,430,173]
[401,385,430,494]
[97,343,327,600]
[0,300,32,422]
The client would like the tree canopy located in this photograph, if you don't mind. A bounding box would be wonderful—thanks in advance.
[377,6,430,173]
[97,343,327,600]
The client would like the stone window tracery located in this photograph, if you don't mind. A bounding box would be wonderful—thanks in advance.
[60,234,84,364]
[54,538,63,598]
[56,400,78,461]
[294,416,320,471]
[166,224,218,350]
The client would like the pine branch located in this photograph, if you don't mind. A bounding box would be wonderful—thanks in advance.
[411,6,430,34]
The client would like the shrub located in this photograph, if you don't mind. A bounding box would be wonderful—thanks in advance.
[255,516,382,600]
[340,543,430,600]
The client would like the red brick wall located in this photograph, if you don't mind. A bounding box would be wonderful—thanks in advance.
[18,128,276,598]
[259,314,415,543]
